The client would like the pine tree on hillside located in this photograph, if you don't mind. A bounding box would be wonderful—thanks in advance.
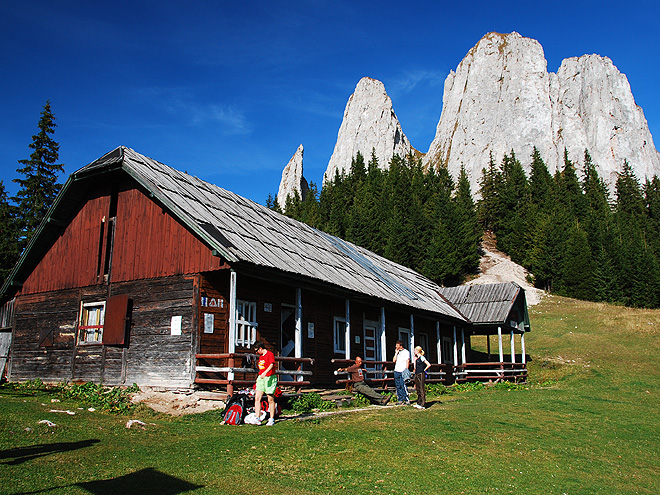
[528,146,553,210]
[559,223,594,300]
[615,159,645,221]
[0,181,19,286]
[13,101,65,251]
[453,165,481,277]
[477,152,503,231]
[497,151,529,262]
[555,149,586,221]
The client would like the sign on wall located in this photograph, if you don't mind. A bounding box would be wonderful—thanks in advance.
[204,313,214,334]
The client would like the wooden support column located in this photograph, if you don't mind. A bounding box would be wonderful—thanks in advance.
[295,288,302,358]
[510,330,516,364]
[498,326,504,362]
[487,334,491,360]
[295,288,303,382]
[453,325,458,366]
[379,307,387,362]
[436,321,441,364]
[461,328,466,364]
[521,332,527,364]
[410,314,415,351]
[228,270,237,386]
[344,299,351,360]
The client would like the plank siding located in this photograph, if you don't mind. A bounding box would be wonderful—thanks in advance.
[20,191,111,294]
[10,275,196,388]
[17,180,227,297]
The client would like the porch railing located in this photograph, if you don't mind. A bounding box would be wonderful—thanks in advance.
[195,353,315,395]
[331,359,452,388]
[331,359,526,387]
[454,362,528,383]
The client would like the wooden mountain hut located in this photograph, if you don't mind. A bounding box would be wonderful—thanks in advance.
[0,147,529,392]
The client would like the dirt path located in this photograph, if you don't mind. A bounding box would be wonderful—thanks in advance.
[467,237,544,306]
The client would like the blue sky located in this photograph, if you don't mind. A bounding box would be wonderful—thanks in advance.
[1,0,659,205]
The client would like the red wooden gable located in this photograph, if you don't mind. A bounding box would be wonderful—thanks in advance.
[19,179,226,295]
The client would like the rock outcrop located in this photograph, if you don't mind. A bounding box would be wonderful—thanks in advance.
[277,144,308,209]
[324,77,413,182]
[423,32,660,193]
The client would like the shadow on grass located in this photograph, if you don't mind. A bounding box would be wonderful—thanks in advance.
[0,439,100,465]
[12,468,204,494]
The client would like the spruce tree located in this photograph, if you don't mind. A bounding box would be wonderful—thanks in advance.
[0,181,19,286]
[13,101,65,251]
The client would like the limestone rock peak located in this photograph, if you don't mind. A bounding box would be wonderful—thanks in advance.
[325,77,412,182]
[277,144,308,209]
[423,31,660,193]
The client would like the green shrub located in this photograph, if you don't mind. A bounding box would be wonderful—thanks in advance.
[426,383,449,398]
[452,381,486,392]
[290,392,324,413]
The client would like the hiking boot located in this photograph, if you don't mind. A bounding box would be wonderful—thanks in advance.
[266,418,275,426]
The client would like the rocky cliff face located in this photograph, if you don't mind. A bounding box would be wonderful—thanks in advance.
[324,77,412,182]
[277,144,308,209]
[423,32,660,192]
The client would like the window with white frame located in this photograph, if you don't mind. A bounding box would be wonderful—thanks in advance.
[333,316,346,354]
[236,300,258,347]
[78,301,105,344]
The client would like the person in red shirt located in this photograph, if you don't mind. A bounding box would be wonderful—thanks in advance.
[252,341,277,426]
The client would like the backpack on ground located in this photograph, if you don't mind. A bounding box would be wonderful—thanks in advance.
[222,392,250,425]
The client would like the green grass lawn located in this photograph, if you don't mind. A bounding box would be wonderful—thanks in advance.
[1,295,659,494]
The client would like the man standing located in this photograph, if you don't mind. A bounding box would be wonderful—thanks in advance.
[393,340,411,404]
[336,356,390,406]
[252,341,277,426]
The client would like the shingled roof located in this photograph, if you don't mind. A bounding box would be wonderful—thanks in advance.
[438,282,530,331]
[3,147,465,322]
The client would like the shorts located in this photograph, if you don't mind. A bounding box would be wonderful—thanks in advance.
[256,375,277,394]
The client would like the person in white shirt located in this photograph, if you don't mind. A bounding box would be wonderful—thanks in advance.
[393,340,411,404]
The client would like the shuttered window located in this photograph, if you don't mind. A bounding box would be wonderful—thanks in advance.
[77,295,129,345]
[103,294,129,345]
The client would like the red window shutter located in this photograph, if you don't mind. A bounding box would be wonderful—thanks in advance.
[103,294,129,345]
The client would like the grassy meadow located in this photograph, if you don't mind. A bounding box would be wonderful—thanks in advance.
[1,295,659,494]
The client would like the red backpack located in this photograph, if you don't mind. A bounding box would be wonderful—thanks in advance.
[222,393,249,425]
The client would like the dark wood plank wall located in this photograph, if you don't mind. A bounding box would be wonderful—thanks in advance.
[10,290,81,382]
[10,275,196,388]
[116,276,195,388]
[17,180,227,296]
[198,272,230,356]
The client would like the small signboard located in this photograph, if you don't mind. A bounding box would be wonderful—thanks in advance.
[171,315,182,336]
[204,313,214,334]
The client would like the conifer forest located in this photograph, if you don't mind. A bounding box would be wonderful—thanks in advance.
[271,148,660,309]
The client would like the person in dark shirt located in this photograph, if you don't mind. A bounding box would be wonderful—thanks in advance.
[336,356,390,406]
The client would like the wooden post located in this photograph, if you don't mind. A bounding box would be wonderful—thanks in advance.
[453,325,458,366]
[228,270,237,383]
[410,314,415,351]
[227,355,234,396]
[487,334,491,360]
[498,326,504,362]
[510,330,516,364]
[461,328,466,364]
[521,332,527,364]
[436,321,441,364]
[295,288,303,382]
[345,299,351,360]
[379,307,386,362]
